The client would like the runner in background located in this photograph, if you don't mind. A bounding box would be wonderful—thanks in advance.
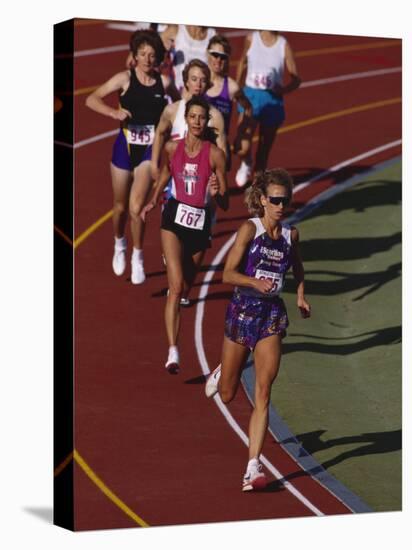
[141,97,229,373]
[160,25,216,92]
[205,169,310,491]
[86,30,178,284]
[235,30,301,187]
[150,59,228,305]
[205,34,253,171]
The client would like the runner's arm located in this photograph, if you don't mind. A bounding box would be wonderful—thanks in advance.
[235,33,252,86]
[161,74,181,102]
[85,71,132,120]
[210,108,228,156]
[223,222,273,293]
[151,104,173,179]
[273,42,301,95]
[210,146,229,211]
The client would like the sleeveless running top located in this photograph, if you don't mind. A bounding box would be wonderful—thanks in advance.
[236,218,292,298]
[170,100,188,140]
[172,25,216,90]
[119,69,167,126]
[169,139,212,207]
[205,77,232,134]
[245,32,287,90]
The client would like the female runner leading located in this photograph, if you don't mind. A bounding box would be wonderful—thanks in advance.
[205,168,311,491]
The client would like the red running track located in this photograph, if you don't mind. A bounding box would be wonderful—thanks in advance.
[55,19,401,530]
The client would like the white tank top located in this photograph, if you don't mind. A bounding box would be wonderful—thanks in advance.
[173,25,216,91]
[245,32,286,90]
[170,100,187,140]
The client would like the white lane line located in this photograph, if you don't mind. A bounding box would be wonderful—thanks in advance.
[293,139,402,194]
[106,22,151,32]
[301,67,401,88]
[75,129,119,149]
[195,235,324,516]
[74,44,129,58]
[54,129,119,150]
[195,143,400,515]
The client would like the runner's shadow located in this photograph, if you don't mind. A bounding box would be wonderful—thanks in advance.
[184,375,207,384]
[261,479,285,493]
[283,325,401,356]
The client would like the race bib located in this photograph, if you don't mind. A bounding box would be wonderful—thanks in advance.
[250,72,274,90]
[175,203,205,231]
[255,269,284,295]
[126,124,155,145]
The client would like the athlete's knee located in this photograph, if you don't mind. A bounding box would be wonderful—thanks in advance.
[220,383,236,404]
[168,280,184,297]
[129,199,144,220]
[254,381,272,409]
[113,200,128,216]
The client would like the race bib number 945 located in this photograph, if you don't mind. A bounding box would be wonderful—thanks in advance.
[255,269,284,294]
[175,203,205,231]
[127,124,155,145]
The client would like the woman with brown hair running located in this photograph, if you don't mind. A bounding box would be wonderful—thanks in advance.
[142,96,229,373]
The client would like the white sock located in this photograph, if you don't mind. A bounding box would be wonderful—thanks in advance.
[247,457,259,471]
[132,248,143,261]
[114,236,126,247]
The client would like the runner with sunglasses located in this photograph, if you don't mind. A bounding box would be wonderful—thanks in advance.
[205,35,253,171]
[205,168,310,491]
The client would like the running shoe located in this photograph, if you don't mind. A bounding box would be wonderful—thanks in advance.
[131,252,146,284]
[165,346,180,375]
[235,161,252,187]
[242,461,267,492]
[205,364,221,398]
[166,289,190,307]
[112,238,127,276]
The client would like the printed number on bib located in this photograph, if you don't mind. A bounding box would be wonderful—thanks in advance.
[127,125,155,145]
[175,203,205,231]
[251,72,274,90]
[255,269,284,294]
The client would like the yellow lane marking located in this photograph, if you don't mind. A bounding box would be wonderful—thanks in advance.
[73,97,401,248]
[73,450,149,527]
[73,40,401,97]
[54,451,73,477]
[276,97,401,135]
[54,225,73,246]
[74,210,113,249]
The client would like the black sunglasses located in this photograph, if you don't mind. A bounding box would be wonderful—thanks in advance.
[208,51,228,60]
[267,196,290,206]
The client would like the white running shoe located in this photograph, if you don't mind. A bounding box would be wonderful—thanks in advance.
[131,252,146,284]
[205,364,221,398]
[112,238,127,276]
[235,161,252,187]
[166,289,190,307]
[165,346,180,374]
[242,460,267,492]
